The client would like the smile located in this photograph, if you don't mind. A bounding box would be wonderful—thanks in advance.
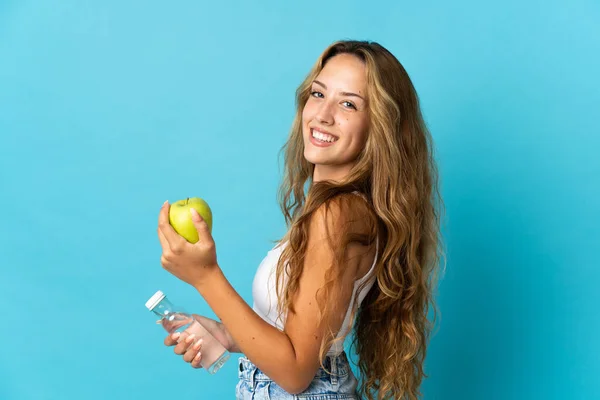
[310,128,339,144]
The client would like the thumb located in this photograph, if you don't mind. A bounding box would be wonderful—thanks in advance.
[190,208,211,241]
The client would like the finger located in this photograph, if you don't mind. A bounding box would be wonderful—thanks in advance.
[164,331,180,346]
[160,255,169,269]
[158,201,185,249]
[183,338,203,363]
[190,208,212,244]
[173,333,196,355]
[157,226,171,252]
[191,349,203,369]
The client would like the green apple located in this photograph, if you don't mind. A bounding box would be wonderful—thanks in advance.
[168,197,213,243]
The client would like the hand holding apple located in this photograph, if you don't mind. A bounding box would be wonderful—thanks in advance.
[168,197,213,243]
[157,199,219,288]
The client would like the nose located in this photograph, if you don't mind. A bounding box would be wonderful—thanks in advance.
[315,101,334,125]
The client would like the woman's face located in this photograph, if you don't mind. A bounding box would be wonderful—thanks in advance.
[302,53,370,183]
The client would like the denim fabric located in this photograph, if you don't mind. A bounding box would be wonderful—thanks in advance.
[235,352,360,399]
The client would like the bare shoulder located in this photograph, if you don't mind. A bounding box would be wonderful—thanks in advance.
[309,192,378,250]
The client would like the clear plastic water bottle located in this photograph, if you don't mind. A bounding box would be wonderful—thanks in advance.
[145,290,230,374]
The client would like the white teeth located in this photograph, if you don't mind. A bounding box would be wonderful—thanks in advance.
[312,130,337,143]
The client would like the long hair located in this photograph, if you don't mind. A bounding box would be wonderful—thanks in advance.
[272,40,446,400]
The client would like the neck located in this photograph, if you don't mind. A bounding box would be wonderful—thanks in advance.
[312,163,353,183]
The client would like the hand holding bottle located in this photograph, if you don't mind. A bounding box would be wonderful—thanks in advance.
[163,314,240,369]
[145,290,230,374]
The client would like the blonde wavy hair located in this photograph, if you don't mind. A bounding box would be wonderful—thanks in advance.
[271,40,446,400]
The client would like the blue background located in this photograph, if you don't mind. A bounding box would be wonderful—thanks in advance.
[1,1,598,399]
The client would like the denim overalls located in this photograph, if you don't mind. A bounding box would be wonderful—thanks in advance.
[235,352,360,399]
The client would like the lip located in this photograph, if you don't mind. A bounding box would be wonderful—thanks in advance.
[309,127,338,147]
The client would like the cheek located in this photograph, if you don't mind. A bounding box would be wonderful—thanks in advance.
[302,102,314,124]
[301,109,309,138]
[357,123,369,146]
[340,118,369,146]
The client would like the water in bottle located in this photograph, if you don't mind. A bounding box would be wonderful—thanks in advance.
[145,290,230,374]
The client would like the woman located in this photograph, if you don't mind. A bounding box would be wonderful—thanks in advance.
[157,40,445,400]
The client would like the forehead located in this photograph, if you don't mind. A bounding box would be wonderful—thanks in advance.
[316,53,367,93]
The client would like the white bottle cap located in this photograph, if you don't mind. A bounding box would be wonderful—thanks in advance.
[145,290,166,311]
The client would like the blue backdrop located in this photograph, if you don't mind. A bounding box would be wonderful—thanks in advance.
[1,1,598,399]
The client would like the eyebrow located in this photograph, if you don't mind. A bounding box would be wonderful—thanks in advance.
[313,80,365,101]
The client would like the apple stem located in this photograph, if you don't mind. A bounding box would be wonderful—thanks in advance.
[186,197,189,204]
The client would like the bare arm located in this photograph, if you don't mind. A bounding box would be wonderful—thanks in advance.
[194,198,370,394]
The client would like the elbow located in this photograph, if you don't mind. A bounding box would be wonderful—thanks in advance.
[279,373,313,395]
[282,382,310,396]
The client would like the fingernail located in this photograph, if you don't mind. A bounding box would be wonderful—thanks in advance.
[193,339,203,350]
[171,332,180,341]
[194,352,202,362]
[185,333,196,343]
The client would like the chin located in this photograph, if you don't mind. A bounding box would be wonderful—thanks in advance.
[303,149,318,165]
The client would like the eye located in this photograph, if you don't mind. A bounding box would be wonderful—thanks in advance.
[310,90,324,98]
[342,101,357,110]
